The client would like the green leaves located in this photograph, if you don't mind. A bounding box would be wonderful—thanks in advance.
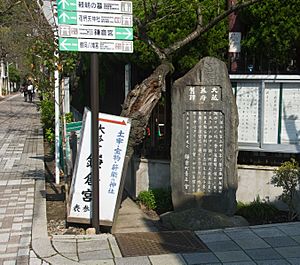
[132,0,228,72]
[137,188,173,214]
[241,0,300,68]
[272,158,300,221]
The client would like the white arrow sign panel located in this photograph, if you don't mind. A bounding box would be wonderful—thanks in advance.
[59,25,133,40]
[58,0,132,14]
[58,10,133,27]
[59,38,133,53]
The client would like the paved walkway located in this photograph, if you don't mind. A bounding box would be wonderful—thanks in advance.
[1,94,300,265]
[0,93,43,264]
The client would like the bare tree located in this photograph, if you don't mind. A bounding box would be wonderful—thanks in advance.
[0,0,53,77]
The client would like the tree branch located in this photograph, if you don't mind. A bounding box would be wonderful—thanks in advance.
[134,17,167,60]
[0,0,21,16]
[163,0,262,56]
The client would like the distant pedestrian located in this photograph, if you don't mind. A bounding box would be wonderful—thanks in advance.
[21,83,28,102]
[27,81,34,103]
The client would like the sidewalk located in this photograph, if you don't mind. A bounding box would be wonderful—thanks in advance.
[0,93,44,264]
[1,94,300,265]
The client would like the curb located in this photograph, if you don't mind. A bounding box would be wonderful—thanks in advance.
[32,176,80,264]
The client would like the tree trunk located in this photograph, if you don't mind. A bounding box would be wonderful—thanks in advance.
[121,62,172,160]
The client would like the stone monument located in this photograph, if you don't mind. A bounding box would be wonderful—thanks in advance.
[171,57,238,215]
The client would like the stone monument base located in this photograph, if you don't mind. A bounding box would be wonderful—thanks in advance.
[160,207,248,231]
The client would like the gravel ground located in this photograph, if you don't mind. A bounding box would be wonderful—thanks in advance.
[45,141,87,236]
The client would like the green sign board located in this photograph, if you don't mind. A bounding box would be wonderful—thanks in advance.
[56,0,133,53]
[59,38,78,51]
[57,10,132,27]
[59,38,133,53]
[57,0,132,14]
[115,28,133,40]
[66,121,82,163]
[58,10,77,24]
[57,0,76,11]
[59,25,133,40]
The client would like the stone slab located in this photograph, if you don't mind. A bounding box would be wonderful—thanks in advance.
[182,252,220,264]
[245,248,283,261]
[149,254,187,265]
[171,56,238,215]
[115,256,151,265]
[214,250,251,263]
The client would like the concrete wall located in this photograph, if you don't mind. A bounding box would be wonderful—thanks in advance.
[125,158,170,199]
[125,158,285,208]
[236,165,285,209]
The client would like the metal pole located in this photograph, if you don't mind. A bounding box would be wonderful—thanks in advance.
[54,66,60,184]
[0,59,4,97]
[91,53,100,234]
[6,62,10,95]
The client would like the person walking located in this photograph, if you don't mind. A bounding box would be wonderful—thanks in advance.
[27,81,34,102]
[21,82,28,102]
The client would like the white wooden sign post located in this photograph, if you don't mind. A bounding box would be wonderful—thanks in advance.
[68,108,131,224]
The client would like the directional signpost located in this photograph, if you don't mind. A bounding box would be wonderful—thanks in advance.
[59,38,133,52]
[57,0,133,53]
[59,38,133,53]
[57,10,133,27]
[57,0,133,234]
[57,0,132,13]
[59,25,133,40]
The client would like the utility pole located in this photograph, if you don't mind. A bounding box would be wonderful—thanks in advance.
[7,62,10,95]
[228,0,242,72]
[0,59,4,97]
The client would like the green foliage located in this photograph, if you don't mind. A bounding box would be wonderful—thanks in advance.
[137,188,173,214]
[241,0,300,70]
[45,128,55,154]
[40,97,55,131]
[152,188,173,214]
[45,128,54,143]
[65,113,73,123]
[29,39,79,95]
[130,0,228,72]
[236,196,280,224]
[137,190,156,210]
[0,0,49,78]
[8,64,20,83]
[272,158,300,221]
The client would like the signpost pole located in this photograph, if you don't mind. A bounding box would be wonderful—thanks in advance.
[91,53,100,234]
[58,0,133,229]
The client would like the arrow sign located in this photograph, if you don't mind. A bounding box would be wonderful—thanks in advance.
[59,38,78,51]
[57,10,132,27]
[58,10,77,24]
[99,118,127,125]
[59,25,133,40]
[57,0,76,10]
[115,28,133,40]
[57,0,132,14]
[59,38,133,53]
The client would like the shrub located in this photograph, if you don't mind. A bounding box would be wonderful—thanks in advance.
[272,158,300,221]
[137,188,173,214]
[45,128,55,154]
[137,190,156,210]
[152,188,173,214]
[65,112,73,123]
[236,196,280,224]
[40,98,55,131]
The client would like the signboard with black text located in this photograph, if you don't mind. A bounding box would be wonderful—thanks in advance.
[68,108,131,223]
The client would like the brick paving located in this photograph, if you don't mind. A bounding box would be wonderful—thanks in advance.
[0,94,44,265]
